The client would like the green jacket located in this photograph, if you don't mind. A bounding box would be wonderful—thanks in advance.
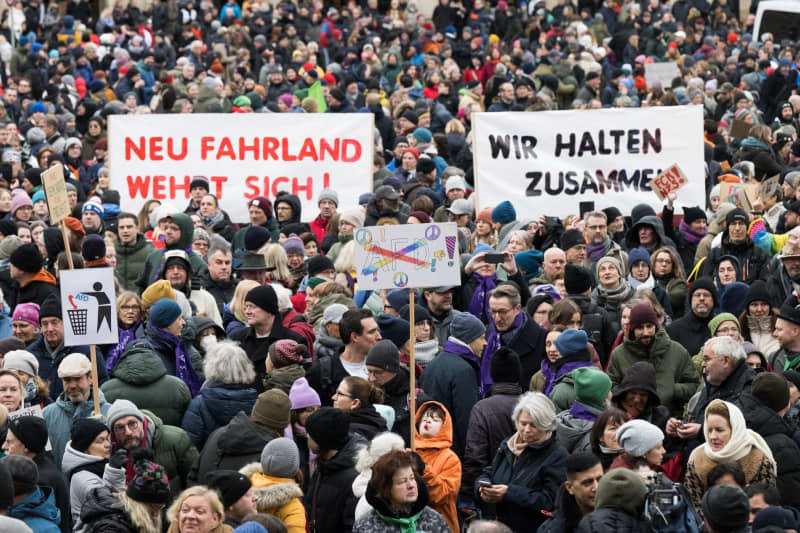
[136,213,207,292]
[607,328,700,416]
[139,410,198,493]
[101,345,191,427]
[115,234,155,292]
[549,371,577,413]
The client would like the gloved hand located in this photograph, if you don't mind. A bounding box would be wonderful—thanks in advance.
[109,449,128,469]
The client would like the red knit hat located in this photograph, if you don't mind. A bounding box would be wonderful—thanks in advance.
[629,303,658,332]
[269,339,305,367]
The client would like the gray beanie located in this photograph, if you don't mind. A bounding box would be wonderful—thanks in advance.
[106,399,144,429]
[2,350,39,377]
[449,313,486,343]
[318,188,339,206]
[261,437,300,479]
[0,236,22,260]
[616,419,664,457]
[26,127,46,145]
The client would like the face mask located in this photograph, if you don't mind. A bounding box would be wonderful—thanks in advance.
[200,336,217,351]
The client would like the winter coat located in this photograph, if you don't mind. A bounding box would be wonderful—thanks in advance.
[263,364,305,394]
[141,322,206,385]
[189,411,282,484]
[230,323,306,392]
[701,233,770,285]
[43,391,111,468]
[624,215,678,253]
[314,331,344,361]
[381,366,431,446]
[364,198,409,226]
[33,452,70,533]
[10,268,59,310]
[232,218,280,252]
[80,488,142,533]
[28,340,108,401]
[537,485,587,533]
[353,481,450,533]
[199,271,235,318]
[421,348,481,457]
[567,295,616,367]
[181,381,258,450]
[306,353,350,407]
[607,328,700,416]
[136,213,208,291]
[549,370,580,413]
[610,362,671,434]
[413,401,461,533]
[8,486,60,533]
[348,406,388,440]
[240,463,305,533]
[305,433,362,533]
[739,392,800,508]
[490,313,547,390]
[101,344,191,427]
[461,383,520,506]
[114,234,154,291]
[555,409,594,453]
[576,507,649,533]
[476,434,568,533]
[61,442,126,529]
[665,310,713,357]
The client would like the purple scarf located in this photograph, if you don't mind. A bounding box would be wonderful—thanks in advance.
[569,401,599,422]
[587,238,610,261]
[542,359,593,396]
[105,320,141,373]
[483,312,525,395]
[443,339,488,398]
[679,219,707,244]
[159,329,202,397]
[468,272,497,323]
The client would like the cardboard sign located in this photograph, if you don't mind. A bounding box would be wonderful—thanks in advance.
[644,62,680,88]
[472,107,704,217]
[108,114,374,223]
[354,223,462,290]
[41,165,71,224]
[719,182,759,213]
[650,163,688,200]
[60,268,119,346]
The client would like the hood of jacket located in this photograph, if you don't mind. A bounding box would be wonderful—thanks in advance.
[625,215,669,249]
[349,406,387,431]
[413,400,453,450]
[62,441,106,476]
[9,486,60,524]
[364,469,429,518]
[111,345,167,385]
[556,410,594,449]
[218,411,280,455]
[274,192,301,226]
[167,212,194,251]
[611,361,661,407]
[739,392,793,439]
[240,463,304,511]
[318,433,362,475]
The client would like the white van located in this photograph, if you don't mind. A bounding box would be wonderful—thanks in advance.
[753,0,800,43]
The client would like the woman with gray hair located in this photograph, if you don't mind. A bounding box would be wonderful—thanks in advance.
[180,340,259,449]
[475,392,568,533]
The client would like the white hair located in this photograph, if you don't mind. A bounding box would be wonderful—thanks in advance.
[203,340,256,384]
[703,336,746,364]
[355,432,405,473]
[270,282,293,312]
[512,392,557,432]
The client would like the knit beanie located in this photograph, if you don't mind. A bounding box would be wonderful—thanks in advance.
[81,234,106,263]
[38,294,62,321]
[596,256,623,279]
[126,451,171,504]
[491,201,516,224]
[245,285,279,316]
[0,460,13,510]
[450,312,486,343]
[321,304,348,326]
[366,339,401,373]
[10,193,32,217]
[385,289,410,312]
[0,219,16,238]
[289,377,321,410]
[11,302,39,329]
[602,207,622,223]
[149,298,182,329]
[205,470,252,508]
[702,485,750,533]
[689,276,718,305]
[594,467,647,517]
[251,389,291,431]
[305,407,350,450]
[560,229,586,251]
[0,235,22,260]
[752,372,790,412]
[628,303,658,332]
[307,277,327,291]
[726,207,749,227]
[106,399,145,429]
[2,455,38,496]
[7,416,48,454]
[339,207,365,228]
[398,304,432,325]
[9,243,43,273]
[708,312,739,336]
[473,242,495,256]
[70,418,109,453]
[0,337,25,356]
[268,339,304,367]
[376,314,410,348]
[627,247,650,269]
[490,347,521,384]
[244,225,270,251]
[2,350,39,377]
[784,370,800,392]
[82,201,104,218]
[616,419,664,457]
[573,367,612,411]
[477,206,493,223]
[261,437,300,479]
[745,280,772,308]
[282,235,304,256]
[307,255,335,277]
[720,282,749,317]
[565,264,593,295]
[752,506,798,531]
[555,329,588,357]
[318,188,339,206]
[683,206,707,224]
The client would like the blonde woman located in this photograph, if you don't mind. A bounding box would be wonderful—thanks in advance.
[224,280,260,337]
[167,486,231,533]
[334,240,357,294]
[260,243,292,288]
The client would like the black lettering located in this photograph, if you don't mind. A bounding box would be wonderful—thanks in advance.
[609,130,625,153]
[618,169,637,189]
[525,171,542,196]
[564,171,580,194]
[512,135,521,159]
[488,135,511,159]
[640,168,654,190]
[521,136,537,158]
[627,129,640,154]
[577,132,597,157]
[643,128,662,154]
[596,169,619,193]
[545,172,564,195]
[554,133,575,157]
[598,131,612,155]
[580,172,599,194]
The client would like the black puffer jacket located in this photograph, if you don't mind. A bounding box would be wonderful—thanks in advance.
[575,507,649,533]
[381,366,431,446]
[305,433,363,533]
[701,233,770,285]
[80,487,140,533]
[740,392,800,508]
[665,311,712,358]
[348,406,388,441]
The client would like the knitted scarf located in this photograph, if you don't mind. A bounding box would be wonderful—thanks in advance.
[155,327,202,396]
[628,274,655,290]
[105,320,142,373]
[679,219,707,244]
[200,210,224,229]
[468,272,497,322]
[595,281,634,307]
[374,508,425,533]
[587,237,612,261]
[541,358,592,396]
[443,338,487,397]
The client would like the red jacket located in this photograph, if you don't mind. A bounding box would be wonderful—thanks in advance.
[309,213,329,245]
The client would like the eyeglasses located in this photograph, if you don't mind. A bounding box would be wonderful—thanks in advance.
[490,308,514,317]
[332,390,352,399]
[113,420,140,433]
[716,326,739,335]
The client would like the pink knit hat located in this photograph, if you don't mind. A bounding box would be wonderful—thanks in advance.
[269,339,304,367]
[12,302,40,328]
[289,377,320,410]
[10,193,32,216]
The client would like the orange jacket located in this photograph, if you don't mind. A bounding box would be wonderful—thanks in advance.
[414,401,462,533]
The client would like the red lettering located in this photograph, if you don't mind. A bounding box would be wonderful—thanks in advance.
[244,176,260,198]
[323,172,331,188]
[125,137,146,160]
[281,138,297,161]
[126,175,150,197]
[297,139,319,161]
[294,177,313,200]
[319,138,339,161]
[263,138,279,160]
[239,137,259,160]
[271,176,290,196]
[171,175,191,198]
[200,137,215,160]
[210,176,228,198]
[152,175,166,199]
[342,139,362,162]
[167,138,188,160]
[217,138,235,160]
[149,137,164,161]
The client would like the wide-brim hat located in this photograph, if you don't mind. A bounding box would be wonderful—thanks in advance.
[235,253,275,271]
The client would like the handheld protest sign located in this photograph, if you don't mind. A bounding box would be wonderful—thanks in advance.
[644,62,679,88]
[42,166,71,224]
[409,291,416,450]
[650,163,688,201]
[60,268,118,415]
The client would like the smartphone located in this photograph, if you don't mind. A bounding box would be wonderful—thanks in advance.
[479,480,492,488]
[579,201,596,219]
[484,253,505,264]
[544,216,559,226]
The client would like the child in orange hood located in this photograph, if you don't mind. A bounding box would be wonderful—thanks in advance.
[414,401,461,533]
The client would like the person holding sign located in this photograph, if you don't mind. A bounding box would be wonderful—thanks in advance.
[700,208,770,285]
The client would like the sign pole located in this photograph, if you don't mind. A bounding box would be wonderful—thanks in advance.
[409,288,416,451]
[59,220,74,270]
[89,344,101,415]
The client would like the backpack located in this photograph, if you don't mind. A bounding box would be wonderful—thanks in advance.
[643,474,701,533]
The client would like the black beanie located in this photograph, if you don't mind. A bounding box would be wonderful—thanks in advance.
[560,229,585,251]
[9,243,43,273]
[366,339,401,373]
[745,280,772,308]
[306,407,350,451]
[752,372,790,412]
[245,285,279,315]
[39,293,62,321]
[205,470,252,508]
[682,206,707,225]
[490,347,521,384]
[689,276,718,305]
[244,225,270,251]
[81,234,106,262]
[702,485,750,532]
[71,418,109,453]
[8,416,48,454]
[565,264,593,295]
[24,168,42,188]
[602,206,622,222]
[726,207,749,227]
[0,218,17,237]
[307,255,335,277]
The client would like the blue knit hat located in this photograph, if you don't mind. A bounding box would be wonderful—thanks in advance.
[628,247,650,269]
[149,298,182,328]
[376,314,410,348]
[450,313,486,343]
[515,250,543,277]
[32,190,46,204]
[386,288,410,312]
[474,242,495,256]
[412,127,433,144]
[555,328,588,356]
[491,201,516,225]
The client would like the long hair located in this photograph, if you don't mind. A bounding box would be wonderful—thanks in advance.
[119,492,162,533]
[167,486,225,533]
[260,243,292,284]
[203,340,256,385]
[230,280,260,322]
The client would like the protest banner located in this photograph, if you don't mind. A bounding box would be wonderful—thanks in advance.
[472,107,704,217]
[60,268,118,415]
[354,223,461,447]
[644,62,680,88]
[108,114,374,222]
[650,163,688,201]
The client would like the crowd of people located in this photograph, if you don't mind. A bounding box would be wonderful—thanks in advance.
[3,0,800,532]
